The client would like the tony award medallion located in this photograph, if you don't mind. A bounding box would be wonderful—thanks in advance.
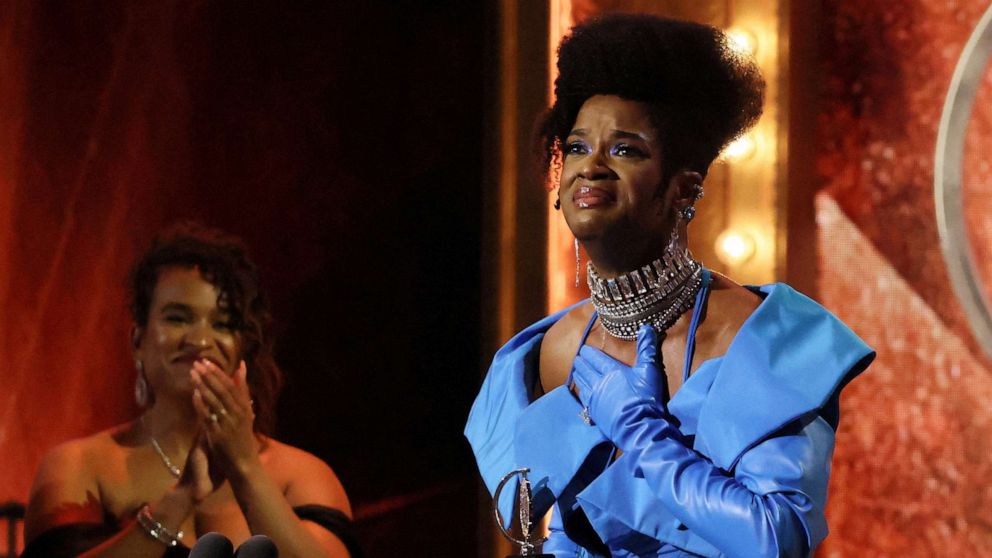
[492,468,552,558]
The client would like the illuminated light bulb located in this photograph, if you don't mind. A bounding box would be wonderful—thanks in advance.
[720,134,757,162]
[726,27,758,57]
[715,229,756,266]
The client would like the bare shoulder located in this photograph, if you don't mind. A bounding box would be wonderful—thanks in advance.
[262,438,352,517]
[25,426,126,541]
[539,303,594,393]
[31,425,126,488]
[693,273,763,360]
[708,273,762,316]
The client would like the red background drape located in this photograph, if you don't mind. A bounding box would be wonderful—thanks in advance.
[0,2,485,555]
[816,0,992,554]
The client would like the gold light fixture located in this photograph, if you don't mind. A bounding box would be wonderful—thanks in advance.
[721,133,758,161]
[715,229,757,266]
[726,27,758,57]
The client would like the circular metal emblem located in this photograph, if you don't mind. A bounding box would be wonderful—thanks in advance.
[935,4,992,359]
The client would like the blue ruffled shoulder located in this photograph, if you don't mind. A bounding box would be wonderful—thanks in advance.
[692,282,875,470]
[574,284,875,554]
[464,301,587,519]
[465,283,875,534]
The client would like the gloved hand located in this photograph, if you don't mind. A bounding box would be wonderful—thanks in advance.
[571,324,679,447]
[573,324,825,558]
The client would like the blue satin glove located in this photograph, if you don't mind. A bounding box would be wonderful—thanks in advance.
[572,325,822,557]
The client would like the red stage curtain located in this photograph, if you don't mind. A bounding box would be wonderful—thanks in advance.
[0,2,194,504]
[1,4,488,556]
[817,0,992,554]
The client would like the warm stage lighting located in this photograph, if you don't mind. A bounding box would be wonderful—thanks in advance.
[721,134,757,161]
[726,27,758,57]
[715,229,757,266]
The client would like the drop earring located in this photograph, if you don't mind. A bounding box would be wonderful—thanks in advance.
[668,210,683,253]
[554,194,561,211]
[574,237,581,287]
[681,184,703,221]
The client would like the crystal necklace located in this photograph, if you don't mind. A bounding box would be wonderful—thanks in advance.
[586,244,703,340]
[140,415,182,478]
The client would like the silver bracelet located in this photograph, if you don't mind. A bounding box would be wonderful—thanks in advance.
[136,504,185,547]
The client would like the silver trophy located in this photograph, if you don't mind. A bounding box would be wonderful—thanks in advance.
[492,468,552,558]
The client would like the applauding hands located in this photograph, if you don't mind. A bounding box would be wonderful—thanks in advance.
[185,360,259,497]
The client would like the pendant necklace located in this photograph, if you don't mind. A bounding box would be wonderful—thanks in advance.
[140,415,182,478]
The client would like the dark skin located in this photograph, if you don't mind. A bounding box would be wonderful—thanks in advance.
[539,95,761,400]
[25,266,352,558]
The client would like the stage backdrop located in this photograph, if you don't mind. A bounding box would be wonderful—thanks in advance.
[539,1,992,555]
[817,0,992,555]
[0,2,484,556]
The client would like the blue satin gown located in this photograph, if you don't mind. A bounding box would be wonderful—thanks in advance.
[465,272,874,557]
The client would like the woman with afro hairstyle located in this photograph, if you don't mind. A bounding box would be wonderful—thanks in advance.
[466,13,874,558]
[23,224,361,558]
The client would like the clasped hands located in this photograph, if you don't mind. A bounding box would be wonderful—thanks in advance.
[183,360,258,502]
[572,325,678,450]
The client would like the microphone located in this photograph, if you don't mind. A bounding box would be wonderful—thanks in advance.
[190,532,234,558]
[233,535,279,557]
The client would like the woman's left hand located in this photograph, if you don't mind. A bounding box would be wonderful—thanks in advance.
[190,360,259,477]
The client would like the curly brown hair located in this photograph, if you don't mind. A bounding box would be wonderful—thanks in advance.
[538,13,765,186]
[129,223,283,435]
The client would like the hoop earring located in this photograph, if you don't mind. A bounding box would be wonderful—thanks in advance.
[134,360,150,407]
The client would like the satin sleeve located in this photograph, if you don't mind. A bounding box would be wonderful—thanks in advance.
[575,281,871,556]
[578,408,834,558]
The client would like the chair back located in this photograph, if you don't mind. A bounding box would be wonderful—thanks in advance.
[0,502,24,558]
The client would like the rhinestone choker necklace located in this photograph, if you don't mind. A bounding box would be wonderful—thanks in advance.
[586,248,704,340]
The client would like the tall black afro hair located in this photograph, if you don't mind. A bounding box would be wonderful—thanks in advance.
[538,13,765,184]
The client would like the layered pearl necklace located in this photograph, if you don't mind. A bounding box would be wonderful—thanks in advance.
[586,246,703,340]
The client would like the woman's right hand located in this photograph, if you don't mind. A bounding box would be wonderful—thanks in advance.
[178,434,225,504]
[572,325,671,442]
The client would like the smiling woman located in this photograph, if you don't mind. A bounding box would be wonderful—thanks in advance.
[21,224,361,558]
[127,228,281,437]
[135,267,243,413]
